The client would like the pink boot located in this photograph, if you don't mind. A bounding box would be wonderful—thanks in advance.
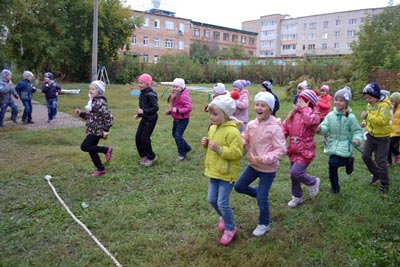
[220,227,238,246]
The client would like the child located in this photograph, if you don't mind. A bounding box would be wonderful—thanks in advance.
[361,82,391,193]
[232,79,250,132]
[165,78,192,161]
[201,95,243,246]
[234,92,286,237]
[315,85,332,122]
[282,89,320,207]
[316,87,363,193]
[0,69,19,126]
[134,73,159,167]
[261,79,280,116]
[75,81,114,177]
[388,92,400,167]
[293,80,308,104]
[15,71,36,124]
[41,72,62,123]
[204,83,229,113]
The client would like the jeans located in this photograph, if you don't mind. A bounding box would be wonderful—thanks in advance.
[362,133,390,185]
[46,97,58,121]
[235,166,275,226]
[290,162,318,198]
[135,117,157,160]
[207,178,236,231]
[0,100,18,125]
[21,99,33,122]
[81,134,108,171]
[172,119,191,156]
[328,155,352,192]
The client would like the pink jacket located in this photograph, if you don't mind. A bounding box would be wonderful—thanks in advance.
[167,88,192,120]
[315,94,332,120]
[233,89,249,123]
[282,106,320,164]
[242,116,287,172]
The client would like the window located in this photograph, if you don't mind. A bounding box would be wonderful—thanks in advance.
[241,36,246,44]
[131,35,137,45]
[223,33,229,41]
[143,17,149,27]
[165,20,174,30]
[309,23,316,29]
[322,32,328,39]
[154,37,160,47]
[143,36,149,46]
[282,24,297,30]
[249,37,255,45]
[349,19,357,25]
[153,55,159,64]
[346,43,351,49]
[143,54,148,63]
[178,40,184,50]
[335,20,340,26]
[334,43,340,49]
[309,33,315,40]
[263,30,274,37]
[322,43,327,50]
[308,44,315,50]
[232,34,238,42]
[281,34,297,40]
[154,19,160,28]
[360,18,365,24]
[165,39,174,48]
[282,44,296,50]
[213,31,220,40]
[205,29,210,38]
[335,31,340,38]
[323,21,329,28]
[347,30,356,37]
[303,23,307,30]
[179,23,185,34]
[193,28,200,37]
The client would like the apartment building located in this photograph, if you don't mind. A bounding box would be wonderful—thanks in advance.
[242,8,385,58]
[128,9,258,63]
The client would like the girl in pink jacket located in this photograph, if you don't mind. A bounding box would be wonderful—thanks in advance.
[232,79,250,132]
[235,92,287,237]
[282,89,321,208]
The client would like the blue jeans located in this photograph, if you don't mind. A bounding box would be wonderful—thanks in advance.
[0,100,18,125]
[172,119,191,156]
[21,99,33,122]
[46,97,58,121]
[207,178,236,231]
[235,166,275,226]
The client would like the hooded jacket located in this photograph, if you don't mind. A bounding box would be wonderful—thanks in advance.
[79,96,114,136]
[167,88,192,120]
[232,89,249,122]
[365,95,391,137]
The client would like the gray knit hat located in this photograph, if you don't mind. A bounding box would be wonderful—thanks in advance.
[23,71,34,79]
[334,86,352,107]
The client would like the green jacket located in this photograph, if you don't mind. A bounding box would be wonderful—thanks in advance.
[365,96,391,137]
[204,120,243,182]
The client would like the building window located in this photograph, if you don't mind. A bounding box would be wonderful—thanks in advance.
[323,21,329,28]
[154,19,160,28]
[335,31,340,38]
[334,43,340,49]
[308,44,315,50]
[143,54,148,63]
[205,29,210,38]
[223,33,229,41]
[213,31,220,40]
[335,20,340,26]
[262,20,275,27]
[309,23,316,29]
[154,37,160,47]
[249,37,255,45]
[347,30,356,37]
[179,23,185,34]
[143,17,149,27]
[143,36,149,46]
[178,40,184,50]
[131,35,137,45]
[303,23,307,30]
[309,33,315,40]
[232,34,238,42]
[165,39,174,48]
[346,43,351,49]
[264,30,274,37]
[241,36,246,44]
[360,18,365,24]
[322,32,328,39]
[282,44,296,50]
[193,28,200,37]
[165,20,174,30]
[153,55,159,64]
[322,43,327,50]
[349,19,357,25]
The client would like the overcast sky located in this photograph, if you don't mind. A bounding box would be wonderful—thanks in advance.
[123,0,395,29]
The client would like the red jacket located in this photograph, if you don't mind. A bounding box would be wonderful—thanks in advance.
[315,94,332,120]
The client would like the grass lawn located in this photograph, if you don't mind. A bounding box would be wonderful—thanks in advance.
[1,82,399,267]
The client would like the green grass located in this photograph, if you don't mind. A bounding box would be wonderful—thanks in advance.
[1,83,399,267]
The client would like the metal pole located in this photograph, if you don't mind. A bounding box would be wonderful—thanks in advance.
[91,0,98,81]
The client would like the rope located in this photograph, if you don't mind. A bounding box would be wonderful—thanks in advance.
[44,175,123,267]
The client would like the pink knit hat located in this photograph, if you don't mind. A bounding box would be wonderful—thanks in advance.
[138,73,152,86]
[299,89,318,108]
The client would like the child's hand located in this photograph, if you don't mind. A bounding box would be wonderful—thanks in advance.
[103,131,109,139]
[297,98,308,108]
[361,111,368,119]
[201,137,209,146]
[137,108,143,115]
[165,109,171,115]
[134,114,141,120]
[172,107,177,113]
[208,141,219,152]
[361,120,367,128]
[75,109,81,115]
[352,139,360,146]
[316,125,321,133]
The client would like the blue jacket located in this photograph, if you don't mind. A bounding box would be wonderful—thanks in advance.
[41,80,61,99]
[15,79,36,100]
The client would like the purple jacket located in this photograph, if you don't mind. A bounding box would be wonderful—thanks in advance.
[167,88,192,120]
[233,89,249,123]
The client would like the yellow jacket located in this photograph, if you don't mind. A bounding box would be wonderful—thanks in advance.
[365,95,391,137]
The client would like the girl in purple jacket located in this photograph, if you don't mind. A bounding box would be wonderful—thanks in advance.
[232,79,250,132]
[282,89,321,208]
[166,78,192,161]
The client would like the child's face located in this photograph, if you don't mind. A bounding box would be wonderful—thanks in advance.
[172,85,182,94]
[363,94,378,105]
[297,87,303,94]
[320,90,327,96]
[254,101,271,120]
[44,77,50,82]
[138,80,147,90]
[208,105,227,126]
[89,85,99,98]
[233,86,241,92]
[390,98,398,106]
[334,97,346,112]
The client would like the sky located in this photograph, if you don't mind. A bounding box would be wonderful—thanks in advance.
[123,0,396,29]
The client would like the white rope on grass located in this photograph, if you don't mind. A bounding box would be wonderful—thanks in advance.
[44,175,123,267]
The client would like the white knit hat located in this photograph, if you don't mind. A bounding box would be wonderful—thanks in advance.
[213,83,226,95]
[297,80,308,90]
[209,95,236,116]
[23,71,33,79]
[254,91,275,111]
[171,78,185,88]
[90,80,106,95]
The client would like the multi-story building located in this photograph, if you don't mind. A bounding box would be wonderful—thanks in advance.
[128,9,258,63]
[242,8,385,58]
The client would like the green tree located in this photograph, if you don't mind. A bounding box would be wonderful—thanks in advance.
[216,44,248,58]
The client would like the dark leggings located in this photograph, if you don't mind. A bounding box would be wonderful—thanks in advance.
[81,134,107,171]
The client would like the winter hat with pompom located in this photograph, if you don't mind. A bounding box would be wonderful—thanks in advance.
[233,79,251,90]
[299,89,318,108]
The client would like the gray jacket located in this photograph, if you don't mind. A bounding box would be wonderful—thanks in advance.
[0,78,17,105]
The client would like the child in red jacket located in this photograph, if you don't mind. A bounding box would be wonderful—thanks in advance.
[315,85,332,122]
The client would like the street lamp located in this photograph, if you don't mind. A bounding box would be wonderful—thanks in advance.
[92,0,98,81]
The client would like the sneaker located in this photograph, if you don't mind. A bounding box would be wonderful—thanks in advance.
[346,157,354,175]
[308,178,320,197]
[139,157,147,165]
[288,196,304,208]
[142,156,157,167]
[47,120,52,123]
[252,224,270,237]
[105,146,113,162]
[370,175,378,184]
[22,119,27,124]
[378,183,389,193]
[176,155,185,162]
[217,217,225,232]
[27,121,34,124]
[92,169,106,177]
[220,227,238,246]
[395,155,400,164]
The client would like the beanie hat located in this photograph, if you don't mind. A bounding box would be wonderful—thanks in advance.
[261,79,273,91]
[90,80,106,95]
[138,73,152,86]
[362,82,381,100]
[297,80,308,90]
[44,72,53,79]
[1,69,12,79]
[320,85,329,93]
[209,95,236,117]
[390,92,400,103]
[171,78,185,89]
[23,71,34,79]
[213,83,226,95]
[254,91,275,111]
[233,79,251,90]
[299,89,318,108]
[334,86,352,107]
